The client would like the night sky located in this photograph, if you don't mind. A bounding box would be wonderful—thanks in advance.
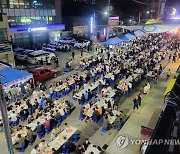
[62,0,180,24]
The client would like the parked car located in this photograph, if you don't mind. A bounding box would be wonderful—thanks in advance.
[59,37,76,44]
[0,43,11,52]
[27,50,56,64]
[74,40,90,48]
[29,67,58,84]
[13,48,25,57]
[15,49,34,61]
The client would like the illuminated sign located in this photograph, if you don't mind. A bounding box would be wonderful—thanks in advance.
[104,28,106,35]
[171,8,177,16]
[90,17,93,34]
[109,16,119,28]
[28,27,47,32]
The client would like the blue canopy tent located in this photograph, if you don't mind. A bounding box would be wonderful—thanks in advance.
[102,37,122,45]
[119,33,136,41]
[0,67,33,87]
[132,31,145,37]
[119,34,129,41]
[125,33,136,40]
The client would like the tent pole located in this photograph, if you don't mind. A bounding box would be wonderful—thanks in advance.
[0,79,14,154]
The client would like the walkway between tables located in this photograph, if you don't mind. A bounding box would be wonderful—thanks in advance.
[106,61,180,154]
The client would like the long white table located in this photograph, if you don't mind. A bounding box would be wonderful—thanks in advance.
[96,90,116,107]
[45,126,77,151]
[84,145,101,154]
[73,81,99,99]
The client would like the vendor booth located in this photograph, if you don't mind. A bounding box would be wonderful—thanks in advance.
[102,37,123,46]
[0,65,33,90]
[119,33,136,41]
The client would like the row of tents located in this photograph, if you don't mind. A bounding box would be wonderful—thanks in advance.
[102,31,145,46]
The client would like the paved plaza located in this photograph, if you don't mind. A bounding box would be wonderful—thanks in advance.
[0,48,179,154]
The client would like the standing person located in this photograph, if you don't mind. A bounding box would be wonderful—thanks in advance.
[54,57,59,67]
[169,54,171,63]
[72,51,75,59]
[166,69,171,81]
[137,93,142,106]
[45,56,48,65]
[107,52,110,60]
[80,49,83,57]
[133,96,139,111]
[172,55,176,63]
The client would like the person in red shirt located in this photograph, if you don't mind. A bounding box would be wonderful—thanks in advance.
[44,118,50,129]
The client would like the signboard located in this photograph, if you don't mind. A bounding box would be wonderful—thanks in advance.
[9,9,15,16]
[35,9,40,16]
[14,9,20,16]
[52,9,56,16]
[30,9,35,16]
[3,9,9,16]
[109,16,119,28]
[25,9,30,16]
[20,9,25,16]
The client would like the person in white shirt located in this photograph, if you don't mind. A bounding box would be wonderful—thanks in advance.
[59,107,65,116]
[11,111,17,122]
[38,139,47,151]
[128,82,132,92]
[31,144,39,154]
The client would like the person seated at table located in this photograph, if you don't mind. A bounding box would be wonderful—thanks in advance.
[36,121,45,134]
[52,148,59,154]
[110,99,115,109]
[59,107,65,117]
[19,107,28,119]
[98,81,103,91]
[38,139,47,151]
[84,91,89,101]
[26,126,35,142]
[113,115,121,129]
[107,86,112,92]
[39,83,46,91]
[15,99,21,106]
[79,107,85,118]
[50,115,57,128]
[78,94,85,104]
[31,144,39,154]
[128,82,133,92]
[49,85,54,95]
[76,145,85,154]
[33,99,39,110]
[35,110,43,119]
[55,110,62,120]
[102,116,110,130]
[92,107,100,121]
[38,97,45,110]
[13,134,26,150]
[82,139,91,151]
[10,110,18,123]
[44,118,51,129]
[26,99,33,116]
[124,84,129,95]
[97,106,102,116]
[143,84,149,94]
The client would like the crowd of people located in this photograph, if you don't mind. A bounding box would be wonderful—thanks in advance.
[0,32,180,153]
[75,32,179,133]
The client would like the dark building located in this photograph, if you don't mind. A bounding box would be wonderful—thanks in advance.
[0,0,62,26]
[0,0,64,48]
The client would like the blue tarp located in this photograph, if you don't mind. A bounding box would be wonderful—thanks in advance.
[132,31,145,37]
[119,35,129,41]
[125,33,136,40]
[0,67,33,85]
[103,37,123,45]
[119,33,136,41]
